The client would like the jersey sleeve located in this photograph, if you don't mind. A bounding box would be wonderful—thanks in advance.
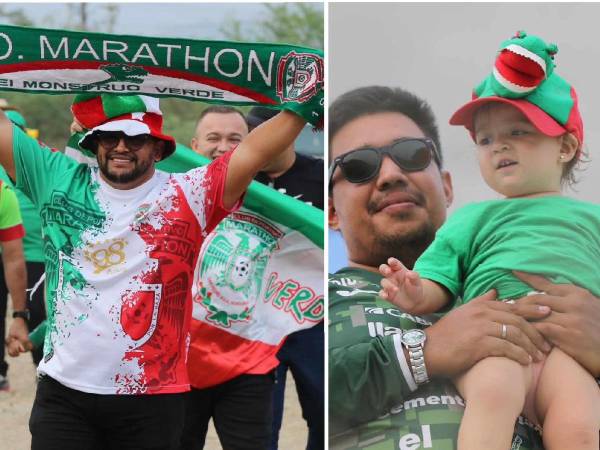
[179,149,243,236]
[329,334,414,431]
[12,124,79,207]
[0,182,25,242]
[414,204,480,298]
[329,274,416,432]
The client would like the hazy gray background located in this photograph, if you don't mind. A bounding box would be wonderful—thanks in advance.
[329,3,600,271]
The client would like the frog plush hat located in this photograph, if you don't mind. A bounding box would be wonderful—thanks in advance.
[450,31,584,152]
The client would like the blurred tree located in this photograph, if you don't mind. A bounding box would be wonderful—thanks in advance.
[1,3,119,32]
[64,4,118,32]
[221,3,323,49]
[0,93,74,149]
[0,4,121,149]
[0,5,34,26]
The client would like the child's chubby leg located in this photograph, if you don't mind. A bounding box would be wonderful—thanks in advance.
[535,347,600,450]
[454,356,532,450]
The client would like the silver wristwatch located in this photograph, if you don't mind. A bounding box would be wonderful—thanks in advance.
[400,329,429,385]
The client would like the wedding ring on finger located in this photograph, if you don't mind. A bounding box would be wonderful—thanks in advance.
[501,323,507,339]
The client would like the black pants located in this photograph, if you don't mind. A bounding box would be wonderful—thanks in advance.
[30,376,186,450]
[270,323,324,450]
[180,372,275,450]
[0,260,46,376]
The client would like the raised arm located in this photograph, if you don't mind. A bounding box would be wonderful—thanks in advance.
[0,110,15,180]
[222,110,305,209]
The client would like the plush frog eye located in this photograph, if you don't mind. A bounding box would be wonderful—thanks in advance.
[490,31,559,98]
[546,43,558,56]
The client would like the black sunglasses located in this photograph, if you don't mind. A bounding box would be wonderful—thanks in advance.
[95,132,153,152]
[328,137,438,186]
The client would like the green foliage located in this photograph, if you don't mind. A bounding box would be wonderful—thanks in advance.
[0,92,74,149]
[220,3,324,50]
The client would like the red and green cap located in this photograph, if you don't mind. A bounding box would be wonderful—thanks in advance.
[450,31,584,151]
[72,94,176,158]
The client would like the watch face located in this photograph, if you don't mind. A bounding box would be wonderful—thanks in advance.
[402,329,425,345]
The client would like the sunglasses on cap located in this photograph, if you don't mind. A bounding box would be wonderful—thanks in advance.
[94,132,154,152]
[328,137,439,186]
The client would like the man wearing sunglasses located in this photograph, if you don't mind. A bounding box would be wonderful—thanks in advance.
[328,86,600,449]
[0,93,309,450]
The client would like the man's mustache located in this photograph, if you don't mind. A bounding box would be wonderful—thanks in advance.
[367,187,426,215]
[106,152,137,161]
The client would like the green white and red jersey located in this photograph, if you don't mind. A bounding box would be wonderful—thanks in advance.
[12,125,238,395]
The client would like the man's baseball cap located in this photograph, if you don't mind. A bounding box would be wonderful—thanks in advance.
[450,31,584,150]
[72,94,176,158]
[246,106,279,130]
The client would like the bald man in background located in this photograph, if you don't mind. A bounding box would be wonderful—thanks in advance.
[190,106,248,160]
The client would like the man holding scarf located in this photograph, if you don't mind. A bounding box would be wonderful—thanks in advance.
[0,92,311,449]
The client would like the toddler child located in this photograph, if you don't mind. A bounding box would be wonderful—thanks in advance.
[380,31,600,450]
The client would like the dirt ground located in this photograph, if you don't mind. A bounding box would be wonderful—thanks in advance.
[0,314,307,450]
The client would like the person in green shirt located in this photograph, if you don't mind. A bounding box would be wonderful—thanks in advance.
[0,179,29,390]
[379,32,599,449]
[0,106,46,368]
[328,84,600,450]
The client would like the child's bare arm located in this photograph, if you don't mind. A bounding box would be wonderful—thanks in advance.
[379,257,451,314]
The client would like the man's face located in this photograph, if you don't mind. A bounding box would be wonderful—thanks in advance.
[96,133,163,190]
[191,112,249,160]
[329,112,453,269]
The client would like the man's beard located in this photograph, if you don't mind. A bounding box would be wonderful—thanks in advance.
[98,155,153,185]
[368,218,437,269]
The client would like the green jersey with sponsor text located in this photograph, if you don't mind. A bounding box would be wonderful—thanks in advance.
[328,267,544,450]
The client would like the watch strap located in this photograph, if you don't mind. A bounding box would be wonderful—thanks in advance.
[407,345,429,384]
[12,310,30,321]
[393,333,418,391]
[401,329,429,385]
